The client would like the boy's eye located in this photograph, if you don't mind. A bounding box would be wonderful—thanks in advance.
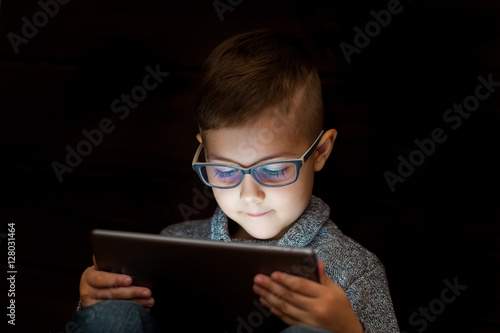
[262,167,286,175]
[262,163,287,172]
[212,166,240,180]
[215,166,237,173]
[256,164,291,182]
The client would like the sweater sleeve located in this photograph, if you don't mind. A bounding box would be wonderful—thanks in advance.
[312,222,399,332]
[344,261,399,332]
[76,299,83,312]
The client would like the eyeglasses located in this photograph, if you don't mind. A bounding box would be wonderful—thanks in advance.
[192,130,324,189]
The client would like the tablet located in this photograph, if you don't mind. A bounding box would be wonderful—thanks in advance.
[91,229,319,332]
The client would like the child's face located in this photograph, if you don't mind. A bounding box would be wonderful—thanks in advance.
[200,116,327,240]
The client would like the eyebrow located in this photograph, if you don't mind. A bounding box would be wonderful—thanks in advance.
[207,152,299,166]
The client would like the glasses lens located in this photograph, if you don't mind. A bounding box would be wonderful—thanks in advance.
[253,162,297,186]
[201,165,242,188]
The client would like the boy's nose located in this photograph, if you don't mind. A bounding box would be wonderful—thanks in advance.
[239,174,264,203]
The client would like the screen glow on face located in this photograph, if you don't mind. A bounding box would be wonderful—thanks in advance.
[193,130,325,189]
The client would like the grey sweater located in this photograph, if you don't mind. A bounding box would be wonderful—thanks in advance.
[161,195,399,332]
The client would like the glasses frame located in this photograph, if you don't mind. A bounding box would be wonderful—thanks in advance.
[192,130,324,189]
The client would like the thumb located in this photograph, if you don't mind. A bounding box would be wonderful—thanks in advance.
[318,260,332,286]
[92,254,98,270]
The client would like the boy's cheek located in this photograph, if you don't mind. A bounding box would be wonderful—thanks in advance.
[211,188,236,206]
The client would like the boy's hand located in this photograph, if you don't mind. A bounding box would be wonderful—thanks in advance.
[253,260,363,333]
[79,255,154,311]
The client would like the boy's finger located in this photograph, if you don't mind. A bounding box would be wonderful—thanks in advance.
[318,260,328,284]
[82,296,154,310]
[255,282,308,320]
[317,260,336,288]
[133,297,155,308]
[92,254,98,270]
[254,274,311,310]
[260,299,302,327]
[88,270,133,288]
[95,286,152,301]
[269,271,321,297]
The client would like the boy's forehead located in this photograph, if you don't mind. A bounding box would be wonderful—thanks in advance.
[202,120,310,165]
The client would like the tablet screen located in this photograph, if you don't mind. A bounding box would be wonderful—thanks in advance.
[91,229,319,332]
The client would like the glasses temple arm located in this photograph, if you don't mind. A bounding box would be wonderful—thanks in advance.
[302,130,324,162]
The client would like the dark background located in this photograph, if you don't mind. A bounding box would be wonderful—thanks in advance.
[1,0,499,332]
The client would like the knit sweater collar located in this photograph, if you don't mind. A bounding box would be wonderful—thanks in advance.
[210,195,330,247]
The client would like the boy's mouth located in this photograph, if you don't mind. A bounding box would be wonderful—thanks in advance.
[246,211,269,217]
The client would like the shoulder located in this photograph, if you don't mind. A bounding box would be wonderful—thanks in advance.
[313,221,399,331]
[160,218,212,239]
[310,220,386,288]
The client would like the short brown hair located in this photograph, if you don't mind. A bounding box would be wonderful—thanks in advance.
[194,30,324,142]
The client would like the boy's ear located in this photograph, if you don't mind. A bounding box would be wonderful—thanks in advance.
[196,133,202,143]
[313,129,337,172]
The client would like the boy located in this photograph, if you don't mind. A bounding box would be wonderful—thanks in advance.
[72,30,399,332]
